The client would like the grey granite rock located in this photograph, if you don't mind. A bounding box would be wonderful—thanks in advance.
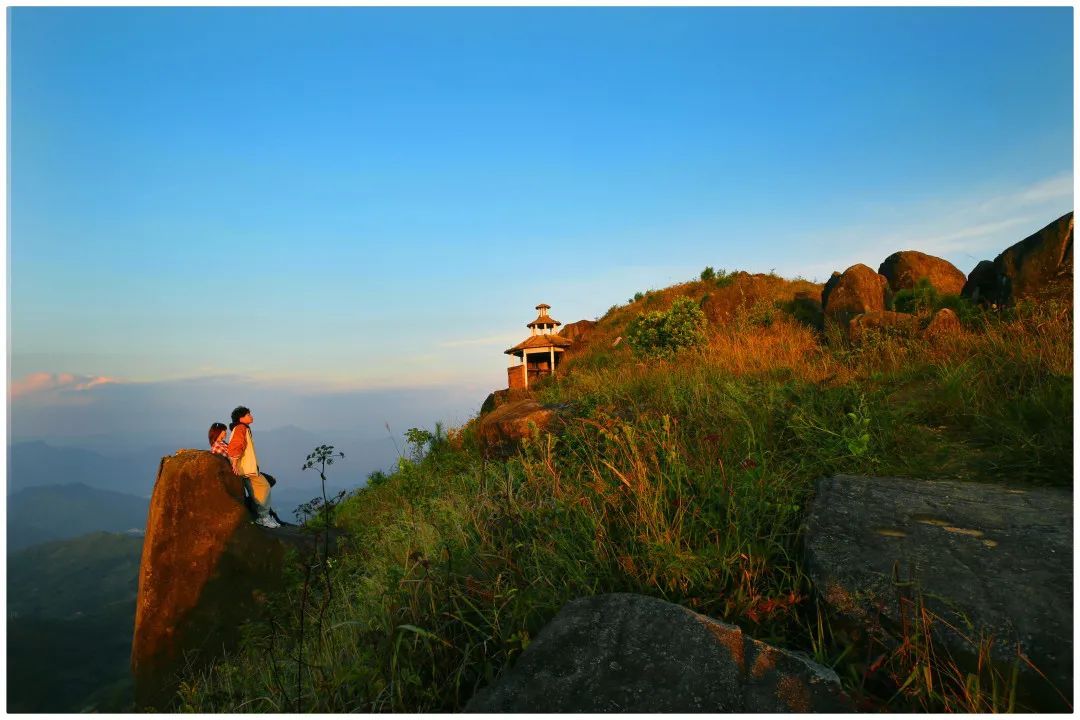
[465,592,852,713]
[803,474,1072,711]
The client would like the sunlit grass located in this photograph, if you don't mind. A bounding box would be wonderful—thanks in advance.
[177,281,1071,712]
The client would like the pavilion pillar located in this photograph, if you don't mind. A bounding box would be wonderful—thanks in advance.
[523,352,528,389]
[549,347,555,376]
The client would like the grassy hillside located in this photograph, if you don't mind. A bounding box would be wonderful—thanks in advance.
[177,270,1072,713]
[7,531,143,712]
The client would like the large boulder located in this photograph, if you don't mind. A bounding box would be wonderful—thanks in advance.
[847,310,919,342]
[465,593,852,713]
[961,259,1000,305]
[559,319,597,346]
[821,271,842,309]
[476,398,558,456]
[962,212,1074,306]
[132,450,315,709]
[996,211,1073,302]
[822,264,890,325]
[878,250,967,295]
[803,475,1072,712]
[479,389,513,415]
[919,307,962,339]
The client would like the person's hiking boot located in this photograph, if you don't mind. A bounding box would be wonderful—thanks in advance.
[269,509,293,526]
[256,515,281,529]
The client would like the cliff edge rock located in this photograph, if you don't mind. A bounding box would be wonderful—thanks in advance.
[131,450,310,709]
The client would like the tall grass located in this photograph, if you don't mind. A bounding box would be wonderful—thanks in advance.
[177,289,1071,712]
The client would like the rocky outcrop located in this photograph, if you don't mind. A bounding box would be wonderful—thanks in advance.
[919,307,962,339]
[997,211,1073,302]
[465,593,851,712]
[132,450,315,710]
[962,212,1074,306]
[878,250,967,295]
[803,475,1072,712]
[480,388,515,415]
[821,271,842,310]
[476,398,558,456]
[559,319,597,347]
[822,264,890,326]
[848,310,919,342]
[961,260,1000,305]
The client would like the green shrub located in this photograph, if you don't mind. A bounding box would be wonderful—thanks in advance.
[891,278,983,328]
[735,298,777,329]
[700,266,716,282]
[714,268,735,289]
[778,297,824,329]
[891,277,938,315]
[626,297,707,359]
[934,293,982,327]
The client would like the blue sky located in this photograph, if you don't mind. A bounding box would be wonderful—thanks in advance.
[8,6,1074,441]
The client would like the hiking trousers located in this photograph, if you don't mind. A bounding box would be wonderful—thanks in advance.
[244,473,272,520]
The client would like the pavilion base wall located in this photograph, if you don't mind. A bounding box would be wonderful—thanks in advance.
[507,365,527,390]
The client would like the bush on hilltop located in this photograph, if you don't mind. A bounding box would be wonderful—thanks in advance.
[626,297,707,359]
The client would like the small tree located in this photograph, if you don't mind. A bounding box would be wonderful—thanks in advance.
[405,427,435,462]
[627,297,707,359]
[294,444,346,712]
[365,469,389,489]
[700,266,716,282]
[302,445,345,541]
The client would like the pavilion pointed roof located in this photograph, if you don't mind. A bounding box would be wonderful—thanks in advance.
[527,313,562,328]
[526,303,561,328]
[504,333,573,355]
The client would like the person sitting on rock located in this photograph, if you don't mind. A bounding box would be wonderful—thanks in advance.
[208,422,230,457]
[227,406,280,529]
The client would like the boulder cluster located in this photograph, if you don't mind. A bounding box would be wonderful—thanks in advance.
[820,212,1073,339]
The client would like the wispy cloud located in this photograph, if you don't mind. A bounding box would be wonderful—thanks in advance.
[10,372,119,401]
[911,216,1039,256]
[778,172,1074,282]
[979,173,1073,211]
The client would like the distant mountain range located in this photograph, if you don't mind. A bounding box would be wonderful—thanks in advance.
[8,441,157,497]
[8,483,150,553]
[7,428,400,550]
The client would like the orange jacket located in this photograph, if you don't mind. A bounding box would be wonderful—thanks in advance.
[227,424,249,460]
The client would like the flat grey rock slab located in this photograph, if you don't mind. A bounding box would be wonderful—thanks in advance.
[803,474,1072,711]
[464,592,852,713]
